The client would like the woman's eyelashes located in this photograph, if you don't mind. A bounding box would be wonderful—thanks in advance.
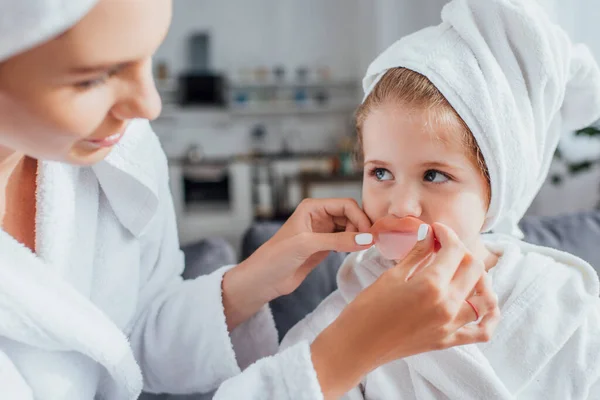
[368,167,452,184]
[74,67,123,89]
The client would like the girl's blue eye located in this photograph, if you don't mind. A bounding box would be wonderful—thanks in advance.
[424,169,450,183]
[373,168,393,181]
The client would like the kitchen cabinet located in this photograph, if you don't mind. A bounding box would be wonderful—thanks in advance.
[151,105,359,252]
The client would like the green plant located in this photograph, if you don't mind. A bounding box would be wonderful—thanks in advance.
[550,125,600,208]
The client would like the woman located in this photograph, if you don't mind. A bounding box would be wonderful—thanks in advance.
[0,0,499,399]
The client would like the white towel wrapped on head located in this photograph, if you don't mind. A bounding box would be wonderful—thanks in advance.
[0,0,98,61]
[363,0,600,237]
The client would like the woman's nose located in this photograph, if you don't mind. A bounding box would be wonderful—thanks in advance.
[111,59,162,122]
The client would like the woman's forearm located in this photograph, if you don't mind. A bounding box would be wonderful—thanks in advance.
[310,319,374,400]
[221,261,273,331]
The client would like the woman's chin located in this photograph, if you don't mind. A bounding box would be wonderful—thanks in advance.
[65,145,115,166]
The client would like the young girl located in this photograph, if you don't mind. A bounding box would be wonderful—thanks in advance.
[281,0,600,398]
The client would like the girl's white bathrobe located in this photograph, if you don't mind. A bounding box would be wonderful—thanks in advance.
[282,236,600,399]
[0,120,324,400]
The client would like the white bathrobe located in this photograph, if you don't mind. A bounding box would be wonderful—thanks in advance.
[281,237,600,399]
[0,119,323,400]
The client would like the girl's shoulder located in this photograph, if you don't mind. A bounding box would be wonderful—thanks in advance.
[484,233,599,298]
[482,235,600,394]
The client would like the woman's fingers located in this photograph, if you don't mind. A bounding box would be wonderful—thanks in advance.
[345,222,358,233]
[331,217,357,233]
[423,222,468,285]
[293,231,374,256]
[450,303,501,346]
[454,290,495,326]
[401,222,500,347]
[303,198,372,233]
[450,253,486,300]
[448,273,499,345]
[393,224,436,281]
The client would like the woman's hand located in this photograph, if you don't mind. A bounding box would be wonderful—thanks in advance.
[310,222,500,399]
[222,198,374,330]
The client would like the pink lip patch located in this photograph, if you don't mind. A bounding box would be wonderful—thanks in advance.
[377,232,418,261]
[370,216,424,261]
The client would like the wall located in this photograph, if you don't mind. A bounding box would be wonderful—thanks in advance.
[555,0,600,63]
[372,0,446,50]
[366,0,600,64]
[155,0,362,80]
[157,0,600,94]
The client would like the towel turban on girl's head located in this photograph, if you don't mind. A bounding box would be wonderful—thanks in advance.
[363,0,600,237]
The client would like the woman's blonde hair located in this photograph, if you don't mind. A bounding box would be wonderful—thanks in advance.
[355,67,490,197]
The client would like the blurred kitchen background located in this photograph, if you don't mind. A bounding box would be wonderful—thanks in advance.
[150,0,600,254]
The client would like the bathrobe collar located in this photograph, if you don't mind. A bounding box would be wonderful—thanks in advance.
[92,119,161,238]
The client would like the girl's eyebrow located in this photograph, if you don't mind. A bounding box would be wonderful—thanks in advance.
[363,159,393,168]
[364,159,467,173]
[420,161,465,171]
